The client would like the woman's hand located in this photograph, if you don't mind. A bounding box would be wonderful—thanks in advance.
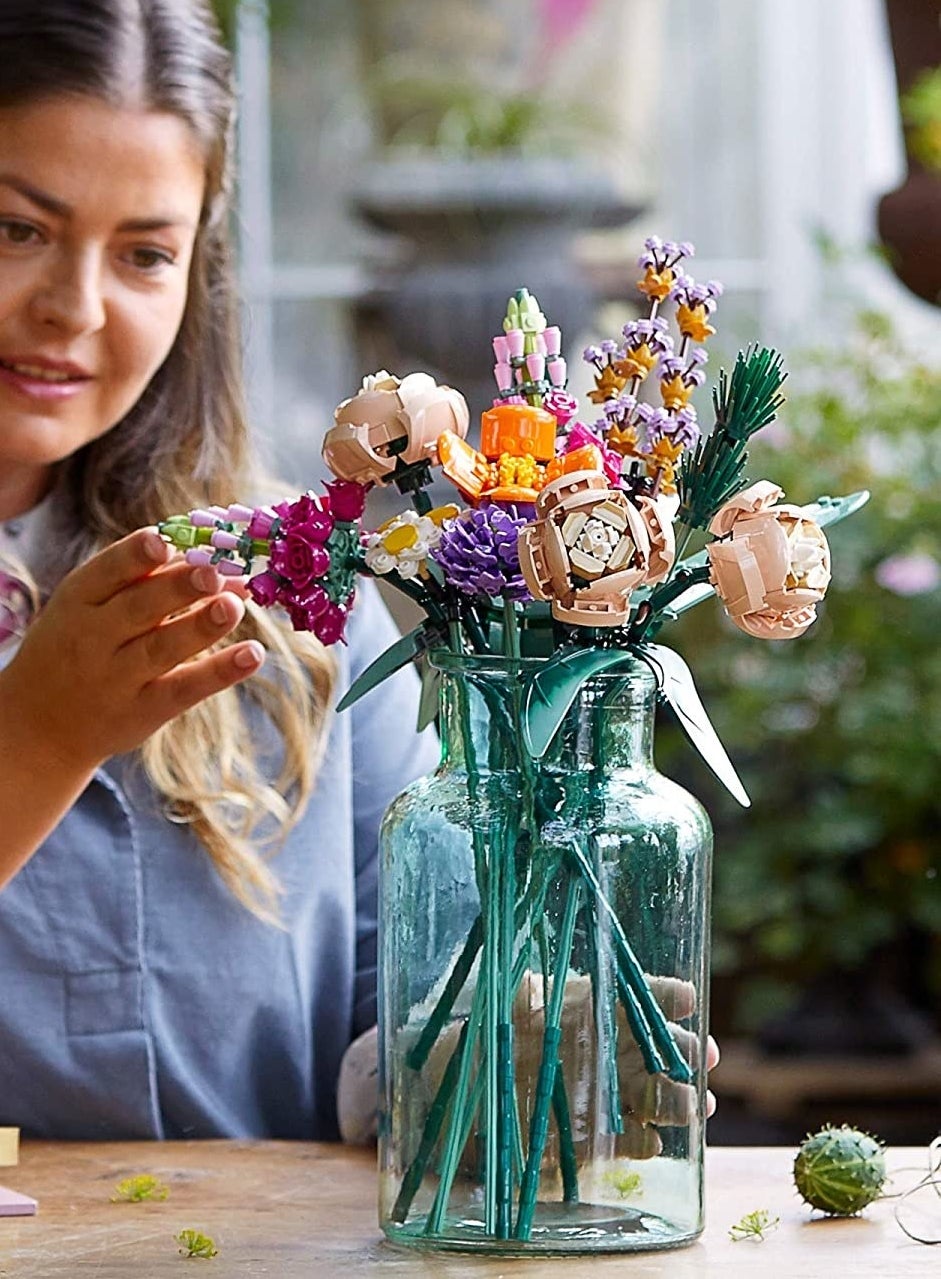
[420,967,719,1166]
[0,527,264,771]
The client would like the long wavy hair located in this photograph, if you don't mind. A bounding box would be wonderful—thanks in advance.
[0,0,335,921]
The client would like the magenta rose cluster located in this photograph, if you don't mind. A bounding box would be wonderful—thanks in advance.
[247,480,366,644]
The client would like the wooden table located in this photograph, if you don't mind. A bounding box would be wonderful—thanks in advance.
[0,1142,936,1277]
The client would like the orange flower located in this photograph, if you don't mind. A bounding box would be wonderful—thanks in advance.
[675,302,716,343]
[613,344,658,383]
[637,265,676,302]
[587,365,628,404]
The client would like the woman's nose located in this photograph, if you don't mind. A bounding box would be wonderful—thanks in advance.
[28,250,107,336]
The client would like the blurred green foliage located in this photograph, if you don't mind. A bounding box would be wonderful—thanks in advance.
[900,66,941,173]
[660,310,941,1032]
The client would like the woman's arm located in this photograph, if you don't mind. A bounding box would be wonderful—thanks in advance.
[0,528,262,891]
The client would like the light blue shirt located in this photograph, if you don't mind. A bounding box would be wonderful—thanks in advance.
[0,581,439,1140]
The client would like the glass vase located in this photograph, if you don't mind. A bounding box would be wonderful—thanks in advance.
[378,651,713,1255]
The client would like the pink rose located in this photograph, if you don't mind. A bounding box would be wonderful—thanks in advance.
[286,588,332,633]
[325,480,367,522]
[543,388,579,428]
[313,602,349,645]
[247,570,281,608]
[270,530,331,590]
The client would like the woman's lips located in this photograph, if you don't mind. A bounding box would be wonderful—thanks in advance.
[0,359,92,401]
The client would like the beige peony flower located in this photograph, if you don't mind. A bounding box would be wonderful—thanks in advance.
[518,471,673,627]
[323,372,469,486]
[706,481,831,639]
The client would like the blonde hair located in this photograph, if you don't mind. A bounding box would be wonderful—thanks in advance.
[1,0,336,921]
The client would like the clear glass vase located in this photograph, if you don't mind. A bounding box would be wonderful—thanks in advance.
[378,651,713,1255]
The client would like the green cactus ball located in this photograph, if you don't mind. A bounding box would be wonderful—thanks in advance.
[793,1125,887,1216]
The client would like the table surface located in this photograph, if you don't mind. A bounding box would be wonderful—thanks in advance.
[0,1141,936,1277]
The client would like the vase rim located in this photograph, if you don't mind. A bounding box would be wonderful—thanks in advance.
[428,647,657,687]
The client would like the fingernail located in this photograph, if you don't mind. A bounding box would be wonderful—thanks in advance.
[192,566,220,594]
[210,599,230,625]
[143,531,169,563]
[234,641,264,669]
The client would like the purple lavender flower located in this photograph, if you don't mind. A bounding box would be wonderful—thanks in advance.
[582,344,604,370]
[671,406,701,448]
[431,506,531,601]
[638,236,694,272]
[600,338,619,356]
[659,355,685,380]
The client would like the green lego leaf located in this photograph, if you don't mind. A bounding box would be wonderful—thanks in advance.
[336,625,438,713]
[637,644,750,807]
[521,646,636,759]
[416,655,442,732]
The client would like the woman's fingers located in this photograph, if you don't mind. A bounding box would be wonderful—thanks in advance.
[648,975,697,1021]
[615,1117,662,1160]
[137,639,265,726]
[66,528,174,607]
[706,1035,720,1072]
[119,591,247,681]
[104,560,230,645]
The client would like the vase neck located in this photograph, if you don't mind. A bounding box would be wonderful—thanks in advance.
[435,658,657,774]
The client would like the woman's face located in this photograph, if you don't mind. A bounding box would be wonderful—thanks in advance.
[0,95,206,516]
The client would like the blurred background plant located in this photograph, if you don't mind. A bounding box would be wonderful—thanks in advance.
[659,305,941,1042]
[900,65,941,173]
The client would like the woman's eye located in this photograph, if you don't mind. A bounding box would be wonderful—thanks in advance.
[127,246,176,271]
[0,219,41,246]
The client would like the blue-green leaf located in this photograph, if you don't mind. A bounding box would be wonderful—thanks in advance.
[637,644,751,808]
[416,656,442,732]
[337,625,438,713]
[801,489,870,528]
[521,646,636,759]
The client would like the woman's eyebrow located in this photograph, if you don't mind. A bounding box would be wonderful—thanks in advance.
[0,173,195,231]
[0,173,70,218]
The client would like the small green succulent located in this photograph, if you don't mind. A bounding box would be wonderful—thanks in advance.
[793,1124,887,1215]
[729,1207,779,1241]
[176,1229,219,1259]
[110,1174,170,1203]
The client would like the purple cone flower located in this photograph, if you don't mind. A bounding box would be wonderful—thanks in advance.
[431,506,532,601]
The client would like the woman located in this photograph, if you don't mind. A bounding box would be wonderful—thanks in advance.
[0,0,438,1140]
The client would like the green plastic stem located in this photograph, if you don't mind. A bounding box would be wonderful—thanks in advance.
[514,876,583,1240]
[390,1019,469,1223]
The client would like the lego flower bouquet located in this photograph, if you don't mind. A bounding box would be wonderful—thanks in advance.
[160,238,866,1254]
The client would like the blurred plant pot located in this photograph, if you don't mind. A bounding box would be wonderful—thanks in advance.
[351,155,642,418]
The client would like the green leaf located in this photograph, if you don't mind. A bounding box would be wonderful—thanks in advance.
[801,489,870,528]
[637,644,751,807]
[416,656,442,732]
[336,625,439,713]
[521,646,636,759]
